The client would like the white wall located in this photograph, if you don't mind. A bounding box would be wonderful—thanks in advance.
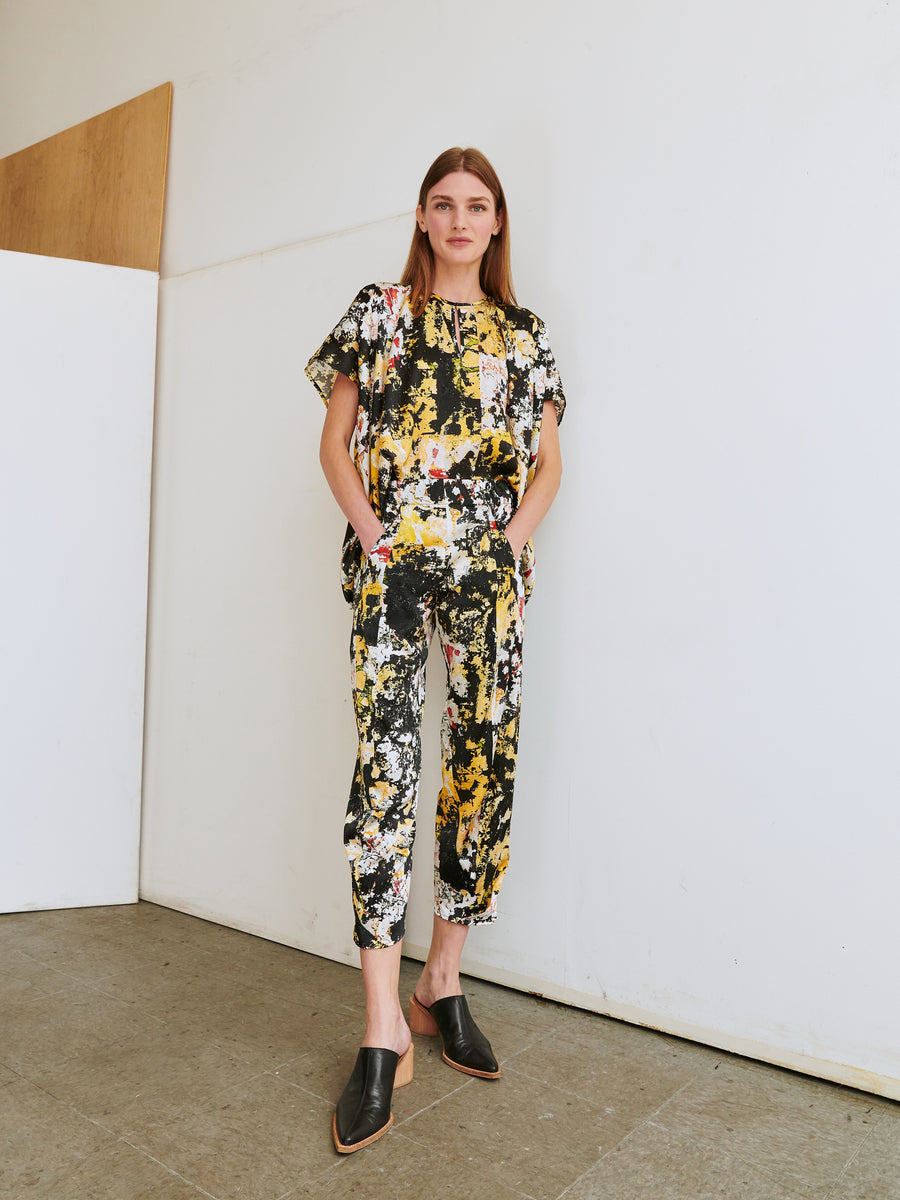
[2,1,898,1097]
[0,250,158,911]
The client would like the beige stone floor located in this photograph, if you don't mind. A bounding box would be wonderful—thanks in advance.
[0,902,897,1200]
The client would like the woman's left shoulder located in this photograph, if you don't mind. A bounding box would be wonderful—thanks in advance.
[495,301,547,333]
[495,302,557,363]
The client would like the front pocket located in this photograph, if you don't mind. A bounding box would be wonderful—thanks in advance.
[490,526,516,570]
[365,524,397,565]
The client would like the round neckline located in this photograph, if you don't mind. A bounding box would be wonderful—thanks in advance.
[431,293,490,307]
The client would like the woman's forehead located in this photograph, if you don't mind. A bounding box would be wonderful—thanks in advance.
[427,170,492,201]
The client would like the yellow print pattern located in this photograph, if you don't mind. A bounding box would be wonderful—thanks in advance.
[346,486,524,949]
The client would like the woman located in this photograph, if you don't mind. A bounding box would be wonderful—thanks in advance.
[307,147,565,1153]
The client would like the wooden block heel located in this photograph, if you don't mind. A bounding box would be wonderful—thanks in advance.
[409,992,439,1036]
[394,1042,414,1088]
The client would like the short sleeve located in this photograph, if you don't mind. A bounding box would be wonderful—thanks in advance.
[305,287,371,406]
[532,319,566,426]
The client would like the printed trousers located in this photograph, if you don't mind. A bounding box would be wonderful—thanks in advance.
[347,477,526,949]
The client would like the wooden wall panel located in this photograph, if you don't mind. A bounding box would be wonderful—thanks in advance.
[0,83,172,271]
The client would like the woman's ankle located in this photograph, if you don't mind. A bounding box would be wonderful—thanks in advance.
[414,969,462,1008]
[361,1009,410,1055]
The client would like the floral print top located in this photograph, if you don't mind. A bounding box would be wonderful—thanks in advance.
[306,283,565,601]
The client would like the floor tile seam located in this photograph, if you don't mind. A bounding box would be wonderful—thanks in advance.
[704,1056,889,1112]
[500,1060,693,1115]
[215,977,364,1011]
[554,1115,658,1199]
[394,1102,636,1200]
[117,1138,224,1199]
[12,1076,126,1141]
[865,1096,900,1123]
[0,979,75,1004]
[0,948,84,981]
[25,999,172,1061]
[186,1064,304,1110]
[393,1075,476,1127]
[137,943,321,973]
[0,927,58,943]
[83,964,359,1014]
[819,1122,878,1198]
[483,1018,572,1041]
[637,1074,698,1122]
[501,1027,713,1071]
[498,1062,615,1106]
[386,1121,450,1153]
[59,1062,277,1134]
[268,1055,317,1077]
[276,1152,360,1197]
[1,973,114,1008]
[648,1096,882,1155]
[367,1130,543,1200]
[639,1118,817,1198]
[179,994,363,1027]
[162,1062,283,1115]
[283,1151,355,1194]
[86,962,260,995]
[642,1115,850,1196]
[22,1072,115,1124]
[6,946,171,977]
[492,1034,541,1065]
[22,1012,262,1079]
[145,1025,291,1072]
[554,1157,603,1199]
[263,1072,338,1108]
[81,981,264,1028]
[52,975,179,1017]
[649,1071,884,1129]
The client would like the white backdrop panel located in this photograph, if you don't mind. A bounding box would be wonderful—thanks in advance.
[140,221,411,961]
[0,250,158,912]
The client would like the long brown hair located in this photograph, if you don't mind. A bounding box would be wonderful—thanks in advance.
[400,147,516,317]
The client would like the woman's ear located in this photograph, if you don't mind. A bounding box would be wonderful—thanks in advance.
[493,210,503,236]
[416,203,427,233]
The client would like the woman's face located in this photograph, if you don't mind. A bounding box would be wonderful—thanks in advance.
[417,170,502,274]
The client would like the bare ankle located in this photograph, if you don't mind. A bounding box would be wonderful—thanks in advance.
[362,1009,410,1056]
[414,969,462,1008]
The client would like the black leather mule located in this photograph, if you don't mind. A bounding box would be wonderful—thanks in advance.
[332,1044,414,1153]
[409,993,501,1079]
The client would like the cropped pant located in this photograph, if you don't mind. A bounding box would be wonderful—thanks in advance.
[346,477,526,949]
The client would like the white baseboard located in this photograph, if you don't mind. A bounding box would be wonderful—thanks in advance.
[403,941,900,1102]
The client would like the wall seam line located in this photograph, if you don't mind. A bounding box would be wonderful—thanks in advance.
[160,209,413,282]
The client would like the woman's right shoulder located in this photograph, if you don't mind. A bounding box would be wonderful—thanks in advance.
[350,282,411,314]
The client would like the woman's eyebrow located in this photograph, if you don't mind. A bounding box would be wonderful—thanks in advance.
[430,193,491,203]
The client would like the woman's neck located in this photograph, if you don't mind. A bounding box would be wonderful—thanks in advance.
[431,265,485,305]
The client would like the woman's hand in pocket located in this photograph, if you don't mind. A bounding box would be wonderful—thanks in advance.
[365,524,397,565]
[362,525,387,557]
[503,528,526,561]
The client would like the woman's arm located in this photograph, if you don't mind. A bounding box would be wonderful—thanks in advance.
[319,372,385,556]
[502,400,563,560]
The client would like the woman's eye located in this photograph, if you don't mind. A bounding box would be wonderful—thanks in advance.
[472,205,485,213]
[436,203,450,210]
